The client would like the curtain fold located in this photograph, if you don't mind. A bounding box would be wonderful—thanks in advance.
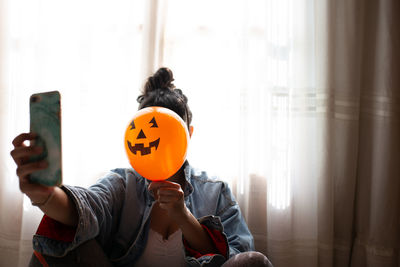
[260,1,400,266]
[0,1,25,266]
[140,0,166,79]
[348,0,400,266]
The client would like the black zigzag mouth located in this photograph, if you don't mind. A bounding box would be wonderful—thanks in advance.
[127,138,160,156]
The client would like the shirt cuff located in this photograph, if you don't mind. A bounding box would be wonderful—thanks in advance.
[36,215,77,243]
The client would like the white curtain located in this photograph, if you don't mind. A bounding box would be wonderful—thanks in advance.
[0,0,147,265]
[0,0,399,267]
[155,0,329,265]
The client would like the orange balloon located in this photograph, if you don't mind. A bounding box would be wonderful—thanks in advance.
[124,106,189,181]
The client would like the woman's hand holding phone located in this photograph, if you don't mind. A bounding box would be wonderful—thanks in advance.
[10,132,78,226]
[10,132,55,205]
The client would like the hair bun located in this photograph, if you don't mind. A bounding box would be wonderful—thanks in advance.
[144,67,175,94]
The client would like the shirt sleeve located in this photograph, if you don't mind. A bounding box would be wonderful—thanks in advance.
[32,171,127,257]
[216,182,255,257]
[183,178,254,265]
[183,215,229,259]
[182,180,255,264]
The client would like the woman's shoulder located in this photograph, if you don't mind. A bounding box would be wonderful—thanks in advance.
[186,165,238,216]
[109,167,140,179]
[187,165,233,196]
[188,166,224,184]
[185,165,225,184]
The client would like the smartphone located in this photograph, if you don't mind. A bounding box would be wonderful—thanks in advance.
[29,91,62,186]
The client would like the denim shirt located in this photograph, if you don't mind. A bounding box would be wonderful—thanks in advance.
[32,163,254,266]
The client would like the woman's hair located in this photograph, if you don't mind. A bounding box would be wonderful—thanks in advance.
[137,67,192,127]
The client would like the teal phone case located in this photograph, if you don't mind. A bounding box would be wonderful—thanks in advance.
[29,91,62,186]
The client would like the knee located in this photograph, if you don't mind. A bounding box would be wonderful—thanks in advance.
[223,251,273,267]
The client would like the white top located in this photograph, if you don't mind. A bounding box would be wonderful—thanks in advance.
[134,228,186,267]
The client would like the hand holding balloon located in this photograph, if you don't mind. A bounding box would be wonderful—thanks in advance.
[124,107,189,181]
[148,181,187,220]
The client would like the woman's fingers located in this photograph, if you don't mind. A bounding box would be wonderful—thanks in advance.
[11,132,40,165]
[148,181,183,202]
[10,146,42,164]
[19,176,53,194]
[157,187,184,203]
[16,160,48,178]
[148,180,180,191]
[11,132,54,204]
[148,181,185,219]
[12,132,36,147]
[149,181,186,220]
[11,145,42,157]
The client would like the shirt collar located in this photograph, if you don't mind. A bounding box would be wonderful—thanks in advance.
[182,161,194,197]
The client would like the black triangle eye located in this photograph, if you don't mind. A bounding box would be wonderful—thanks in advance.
[129,120,135,130]
[149,117,158,128]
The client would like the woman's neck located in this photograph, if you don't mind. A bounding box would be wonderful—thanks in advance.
[167,167,186,188]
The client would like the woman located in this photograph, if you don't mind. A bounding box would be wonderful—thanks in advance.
[11,68,273,266]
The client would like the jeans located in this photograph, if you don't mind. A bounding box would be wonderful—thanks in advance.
[29,239,273,267]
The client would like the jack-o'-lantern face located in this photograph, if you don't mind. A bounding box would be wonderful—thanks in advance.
[126,116,160,156]
[124,106,189,181]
